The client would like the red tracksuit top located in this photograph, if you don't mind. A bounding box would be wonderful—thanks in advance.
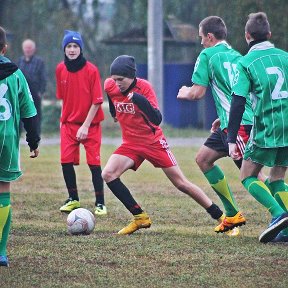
[56,61,104,125]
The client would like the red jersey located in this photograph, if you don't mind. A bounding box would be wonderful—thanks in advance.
[56,61,104,125]
[104,77,165,144]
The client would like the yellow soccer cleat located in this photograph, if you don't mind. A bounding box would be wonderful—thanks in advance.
[118,212,152,235]
[217,214,240,237]
[215,211,246,233]
[60,198,80,213]
[94,204,107,216]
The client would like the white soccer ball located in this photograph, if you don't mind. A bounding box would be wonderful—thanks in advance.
[67,208,96,235]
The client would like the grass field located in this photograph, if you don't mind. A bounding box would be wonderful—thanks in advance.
[1,143,288,288]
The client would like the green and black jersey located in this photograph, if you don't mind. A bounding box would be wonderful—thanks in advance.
[0,56,36,173]
[232,41,288,148]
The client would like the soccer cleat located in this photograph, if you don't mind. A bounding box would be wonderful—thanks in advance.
[270,231,288,243]
[215,211,246,233]
[217,214,240,237]
[0,255,9,267]
[94,204,107,216]
[117,212,152,235]
[259,213,288,243]
[60,198,80,213]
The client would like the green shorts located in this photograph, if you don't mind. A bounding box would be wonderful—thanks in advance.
[244,143,288,167]
[0,168,22,182]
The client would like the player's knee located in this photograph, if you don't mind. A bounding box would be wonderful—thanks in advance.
[101,168,113,183]
[195,152,205,168]
[101,168,110,182]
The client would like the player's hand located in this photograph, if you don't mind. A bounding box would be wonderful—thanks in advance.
[211,118,220,133]
[177,86,191,100]
[228,143,241,160]
[30,148,39,158]
[113,117,118,123]
[76,125,89,141]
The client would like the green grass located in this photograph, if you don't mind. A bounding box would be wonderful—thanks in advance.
[1,144,288,288]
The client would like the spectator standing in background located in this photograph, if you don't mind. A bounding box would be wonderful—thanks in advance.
[18,39,46,136]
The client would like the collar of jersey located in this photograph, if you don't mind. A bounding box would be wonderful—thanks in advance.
[248,41,274,53]
[214,40,231,49]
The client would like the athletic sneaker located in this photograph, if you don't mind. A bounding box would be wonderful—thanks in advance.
[215,211,246,233]
[94,204,107,216]
[270,231,288,243]
[218,214,240,237]
[259,213,288,243]
[118,212,152,235]
[59,198,80,213]
[0,255,9,267]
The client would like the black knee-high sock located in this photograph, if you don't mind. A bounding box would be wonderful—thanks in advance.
[62,163,79,201]
[89,165,104,205]
[107,178,143,215]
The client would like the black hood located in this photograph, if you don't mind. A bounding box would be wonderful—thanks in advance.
[0,60,18,80]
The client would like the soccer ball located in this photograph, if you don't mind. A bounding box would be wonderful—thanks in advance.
[67,208,96,235]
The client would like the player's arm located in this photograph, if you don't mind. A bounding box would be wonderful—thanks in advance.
[227,94,246,159]
[211,118,220,133]
[76,104,101,140]
[177,84,207,100]
[128,92,162,125]
[178,52,209,101]
[55,65,63,100]
[107,95,117,122]
[22,116,40,158]
[104,78,118,122]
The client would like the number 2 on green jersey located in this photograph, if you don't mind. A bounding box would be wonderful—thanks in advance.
[266,67,288,100]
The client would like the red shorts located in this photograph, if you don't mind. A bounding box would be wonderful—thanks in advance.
[60,123,101,165]
[113,138,177,171]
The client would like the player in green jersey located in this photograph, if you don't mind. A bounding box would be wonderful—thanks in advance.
[177,16,253,236]
[0,26,40,267]
[227,12,288,243]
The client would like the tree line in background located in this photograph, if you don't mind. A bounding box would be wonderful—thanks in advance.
[0,0,287,132]
[1,0,287,93]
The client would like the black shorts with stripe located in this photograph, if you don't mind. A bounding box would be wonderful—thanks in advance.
[204,125,252,168]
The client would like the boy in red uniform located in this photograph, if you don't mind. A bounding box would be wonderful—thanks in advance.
[103,55,224,235]
[56,30,106,215]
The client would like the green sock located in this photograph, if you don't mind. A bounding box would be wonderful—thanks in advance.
[242,177,284,218]
[270,180,288,235]
[264,178,288,193]
[204,165,238,217]
[264,178,272,193]
[0,192,11,256]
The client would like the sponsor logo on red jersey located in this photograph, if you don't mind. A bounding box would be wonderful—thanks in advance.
[115,102,135,114]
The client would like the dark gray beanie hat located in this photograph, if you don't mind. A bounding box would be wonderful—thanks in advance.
[110,55,136,79]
